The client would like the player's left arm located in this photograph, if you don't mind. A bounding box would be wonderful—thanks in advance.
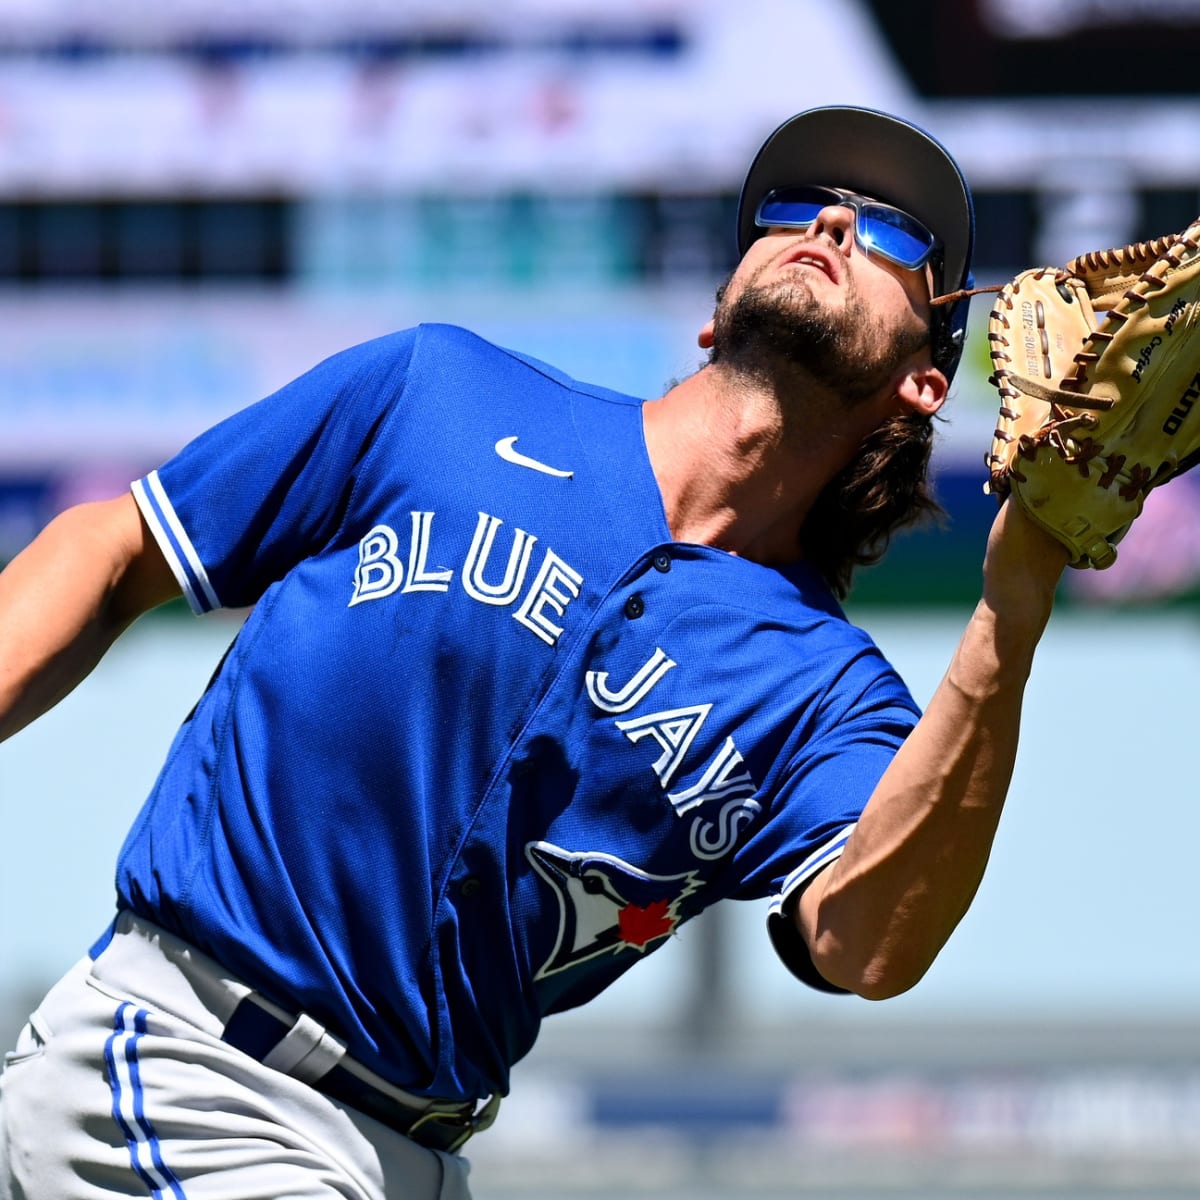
[796,499,1068,1000]
[0,493,181,744]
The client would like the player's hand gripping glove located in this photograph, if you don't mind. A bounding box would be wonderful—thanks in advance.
[985,218,1200,568]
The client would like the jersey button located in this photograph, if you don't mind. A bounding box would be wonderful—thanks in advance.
[652,552,671,573]
[460,877,482,898]
[624,594,645,619]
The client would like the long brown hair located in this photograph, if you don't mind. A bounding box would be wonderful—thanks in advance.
[799,410,945,599]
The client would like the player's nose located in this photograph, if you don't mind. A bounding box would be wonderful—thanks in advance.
[807,204,856,256]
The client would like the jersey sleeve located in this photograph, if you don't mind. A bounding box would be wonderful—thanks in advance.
[132,330,417,613]
[734,654,920,993]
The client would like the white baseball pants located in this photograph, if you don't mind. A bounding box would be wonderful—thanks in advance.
[0,916,473,1199]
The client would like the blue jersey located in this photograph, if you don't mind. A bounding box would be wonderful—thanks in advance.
[120,324,920,1101]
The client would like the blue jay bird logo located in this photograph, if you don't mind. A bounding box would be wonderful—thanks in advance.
[526,841,703,979]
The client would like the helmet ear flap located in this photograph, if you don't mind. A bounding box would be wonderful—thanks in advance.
[933,272,973,382]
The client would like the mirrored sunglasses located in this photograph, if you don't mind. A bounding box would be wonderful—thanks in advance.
[754,185,940,271]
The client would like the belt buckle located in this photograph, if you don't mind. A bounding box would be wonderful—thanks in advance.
[408,1092,500,1154]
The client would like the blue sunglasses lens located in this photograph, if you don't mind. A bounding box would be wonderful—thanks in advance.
[755,187,937,270]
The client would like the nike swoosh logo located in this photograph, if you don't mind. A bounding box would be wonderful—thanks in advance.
[494,436,574,479]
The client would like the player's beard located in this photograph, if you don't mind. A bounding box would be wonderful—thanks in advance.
[708,272,928,410]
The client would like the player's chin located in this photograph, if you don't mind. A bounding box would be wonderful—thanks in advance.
[758,278,838,331]
[779,259,838,288]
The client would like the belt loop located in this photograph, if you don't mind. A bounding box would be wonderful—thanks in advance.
[260,1011,348,1085]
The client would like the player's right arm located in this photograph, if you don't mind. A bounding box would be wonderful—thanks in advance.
[1,334,420,746]
[0,493,181,743]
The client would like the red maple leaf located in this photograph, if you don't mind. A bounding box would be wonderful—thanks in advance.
[617,899,675,948]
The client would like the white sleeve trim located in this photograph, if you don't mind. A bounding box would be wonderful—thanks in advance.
[131,472,221,615]
[766,822,857,921]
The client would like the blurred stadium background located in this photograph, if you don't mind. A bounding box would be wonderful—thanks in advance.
[2,1,1200,1196]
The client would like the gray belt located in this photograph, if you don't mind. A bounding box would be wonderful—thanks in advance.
[219,993,499,1153]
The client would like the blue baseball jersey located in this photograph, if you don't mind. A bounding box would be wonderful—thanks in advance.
[120,324,921,1102]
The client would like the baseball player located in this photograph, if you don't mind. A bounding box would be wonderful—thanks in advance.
[0,106,1069,1199]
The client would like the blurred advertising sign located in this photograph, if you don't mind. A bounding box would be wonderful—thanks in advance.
[0,289,703,470]
[862,0,1200,96]
[0,293,345,469]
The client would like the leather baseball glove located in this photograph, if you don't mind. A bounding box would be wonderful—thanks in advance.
[984,218,1200,568]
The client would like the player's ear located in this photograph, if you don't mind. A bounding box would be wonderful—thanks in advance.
[697,318,715,350]
[895,364,948,417]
